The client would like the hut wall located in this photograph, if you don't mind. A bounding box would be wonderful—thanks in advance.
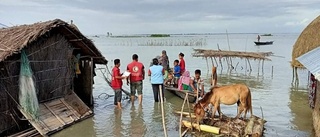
[0,33,74,134]
[74,59,94,107]
[314,82,320,136]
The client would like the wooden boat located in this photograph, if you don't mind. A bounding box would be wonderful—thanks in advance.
[254,41,273,45]
[165,86,197,103]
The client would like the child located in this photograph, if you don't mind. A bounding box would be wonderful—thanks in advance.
[190,69,204,97]
[179,53,185,75]
[111,59,127,109]
[173,60,181,86]
[164,73,174,86]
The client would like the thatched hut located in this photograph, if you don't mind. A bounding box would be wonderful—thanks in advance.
[291,15,320,136]
[0,19,107,136]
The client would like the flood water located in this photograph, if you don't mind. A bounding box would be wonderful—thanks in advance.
[53,34,314,137]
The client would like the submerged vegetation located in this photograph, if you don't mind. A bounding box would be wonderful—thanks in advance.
[261,33,272,36]
[150,34,170,37]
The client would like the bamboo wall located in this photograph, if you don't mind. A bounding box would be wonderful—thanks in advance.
[314,82,320,136]
[0,33,75,134]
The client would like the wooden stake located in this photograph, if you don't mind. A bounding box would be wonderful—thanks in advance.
[258,60,260,75]
[206,57,209,77]
[179,94,189,137]
[214,57,218,67]
[247,58,252,72]
[210,57,214,67]
[159,85,168,137]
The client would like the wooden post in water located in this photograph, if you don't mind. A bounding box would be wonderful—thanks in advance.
[262,59,265,74]
[179,94,188,137]
[159,85,168,137]
[210,57,214,67]
[258,60,261,76]
[214,57,218,68]
[246,58,252,72]
[206,57,209,77]
[272,66,274,78]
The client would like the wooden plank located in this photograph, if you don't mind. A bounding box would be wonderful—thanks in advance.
[64,91,92,116]
[60,98,80,120]
[18,107,49,137]
[43,103,66,126]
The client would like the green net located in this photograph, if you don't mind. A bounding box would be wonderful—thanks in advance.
[19,50,40,120]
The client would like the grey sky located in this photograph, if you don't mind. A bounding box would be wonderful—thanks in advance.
[1,0,319,35]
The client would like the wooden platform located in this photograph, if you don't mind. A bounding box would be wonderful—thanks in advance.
[15,91,93,137]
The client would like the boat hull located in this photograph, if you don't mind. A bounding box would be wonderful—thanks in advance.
[254,41,273,45]
[165,86,197,103]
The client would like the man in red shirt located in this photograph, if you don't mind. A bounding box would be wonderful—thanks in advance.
[179,52,186,74]
[127,54,145,105]
[111,59,127,109]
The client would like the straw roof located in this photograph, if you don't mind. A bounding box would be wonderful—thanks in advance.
[193,49,273,60]
[291,15,320,68]
[0,19,107,64]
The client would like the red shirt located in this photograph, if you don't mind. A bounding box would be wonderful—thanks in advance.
[179,58,185,73]
[111,67,122,89]
[127,61,144,82]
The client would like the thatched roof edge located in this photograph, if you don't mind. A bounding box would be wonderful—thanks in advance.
[0,19,107,64]
[291,15,320,68]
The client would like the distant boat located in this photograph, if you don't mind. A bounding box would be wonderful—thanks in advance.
[254,41,274,45]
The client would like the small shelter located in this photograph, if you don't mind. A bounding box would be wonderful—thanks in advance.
[291,15,320,136]
[0,19,107,136]
[192,48,273,72]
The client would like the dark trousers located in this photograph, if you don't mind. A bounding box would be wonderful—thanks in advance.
[114,89,122,105]
[152,84,164,102]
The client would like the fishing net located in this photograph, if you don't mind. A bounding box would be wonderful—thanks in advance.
[19,50,40,120]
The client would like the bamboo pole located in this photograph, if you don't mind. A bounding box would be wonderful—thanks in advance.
[246,58,252,72]
[258,60,260,75]
[182,120,220,134]
[262,59,265,74]
[206,57,209,77]
[159,86,168,137]
[210,57,214,67]
[214,57,218,67]
[179,94,189,137]
[185,93,193,128]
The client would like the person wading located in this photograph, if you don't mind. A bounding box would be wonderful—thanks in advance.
[111,59,127,109]
[148,58,165,102]
[127,54,145,105]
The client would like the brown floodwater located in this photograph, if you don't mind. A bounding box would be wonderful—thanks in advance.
[53,34,314,137]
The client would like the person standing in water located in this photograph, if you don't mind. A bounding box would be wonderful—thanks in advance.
[127,54,145,105]
[111,59,127,109]
[257,35,261,42]
[148,58,165,102]
[179,52,186,75]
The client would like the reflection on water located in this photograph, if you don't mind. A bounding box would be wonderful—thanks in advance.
[129,105,146,136]
[289,87,314,136]
[51,34,314,137]
[112,109,123,137]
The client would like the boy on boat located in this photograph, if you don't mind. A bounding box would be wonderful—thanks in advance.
[189,69,204,97]
[173,59,181,86]
[179,52,185,75]
[111,59,127,109]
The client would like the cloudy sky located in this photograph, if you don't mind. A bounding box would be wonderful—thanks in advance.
[1,0,319,35]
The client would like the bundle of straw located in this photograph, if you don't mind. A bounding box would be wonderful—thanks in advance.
[19,50,40,119]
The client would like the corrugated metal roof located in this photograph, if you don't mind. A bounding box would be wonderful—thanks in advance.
[296,46,320,75]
